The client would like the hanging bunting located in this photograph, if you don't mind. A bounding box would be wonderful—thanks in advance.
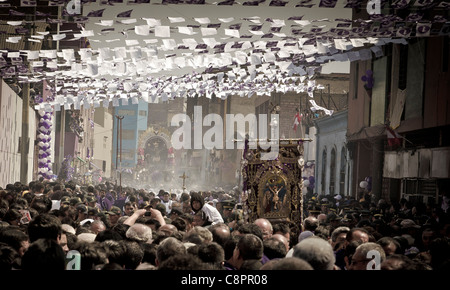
[1,0,449,114]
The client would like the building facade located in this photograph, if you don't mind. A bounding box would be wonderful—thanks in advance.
[112,99,149,184]
[314,110,352,197]
[92,106,114,179]
[347,36,450,205]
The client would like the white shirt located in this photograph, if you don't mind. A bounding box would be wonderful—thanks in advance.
[162,199,173,214]
[202,203,224,225]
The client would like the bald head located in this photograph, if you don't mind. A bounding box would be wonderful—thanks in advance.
[254,218,273,240]
[209,223,231,246]
[303,216,319,232]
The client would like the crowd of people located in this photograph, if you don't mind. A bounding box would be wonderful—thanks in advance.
[0,178,449,271]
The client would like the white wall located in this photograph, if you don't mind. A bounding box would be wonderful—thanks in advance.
[0,80,37,186]
[304,126,317,162]
[93,107,113,178]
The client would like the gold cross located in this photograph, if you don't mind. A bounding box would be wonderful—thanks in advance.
[179,172,189,189]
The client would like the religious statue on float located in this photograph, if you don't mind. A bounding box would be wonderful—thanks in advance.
[262,177,288,214]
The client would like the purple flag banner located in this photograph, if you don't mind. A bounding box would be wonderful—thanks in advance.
[416,22,432,36]
[87,9,106,17]
[269,0,288,6]
[217,0,234,4]
[319,0,337,8]
[117,9,133,17]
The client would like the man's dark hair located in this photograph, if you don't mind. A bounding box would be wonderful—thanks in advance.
[123,240,144,270]
[236,234,264,261]
[31,197,52,214]
[346,227,370,243]
[377,236,401,252]
[0,228,29,254]
[141,243,157,266]
[197,242,225,269]
[145,218,161,231]
[155,203,167,216]
[21,238,66,270]
[263,236,287,259]
[429,237,450,270]
[235,223,264,241]
[2,209,22,224]
[223,236,239,260]
[273,222,291,236]
[0,243,21,270]
[171,217,187,232]
[32,182,45,194]
[73,241,108,270]
[158,253,212,270]
[240,259,263,270]
[381,254,419,270]
[95,229,124,243]
[102,240,127,267]
[27,213,62,242]
[111,223,130,239]
[156,237,187,265]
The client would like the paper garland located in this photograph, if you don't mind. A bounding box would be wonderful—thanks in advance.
[0,0,448,114]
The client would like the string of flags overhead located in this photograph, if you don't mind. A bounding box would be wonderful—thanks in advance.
[0,0,449,114]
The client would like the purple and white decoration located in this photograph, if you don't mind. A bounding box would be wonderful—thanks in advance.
[37,109,54,180]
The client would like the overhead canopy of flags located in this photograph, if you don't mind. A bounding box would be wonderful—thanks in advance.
[0,0,448,114]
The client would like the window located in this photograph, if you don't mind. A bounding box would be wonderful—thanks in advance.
[340,148,347,195]
[405,39,425,120]
[402,179,437,205]
[330,148,336,195]
[321,149,327,194]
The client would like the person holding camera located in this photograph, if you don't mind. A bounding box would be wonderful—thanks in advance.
[123,207,166,228]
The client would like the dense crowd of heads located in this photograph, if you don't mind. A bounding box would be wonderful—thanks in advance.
[0,179,449,270]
